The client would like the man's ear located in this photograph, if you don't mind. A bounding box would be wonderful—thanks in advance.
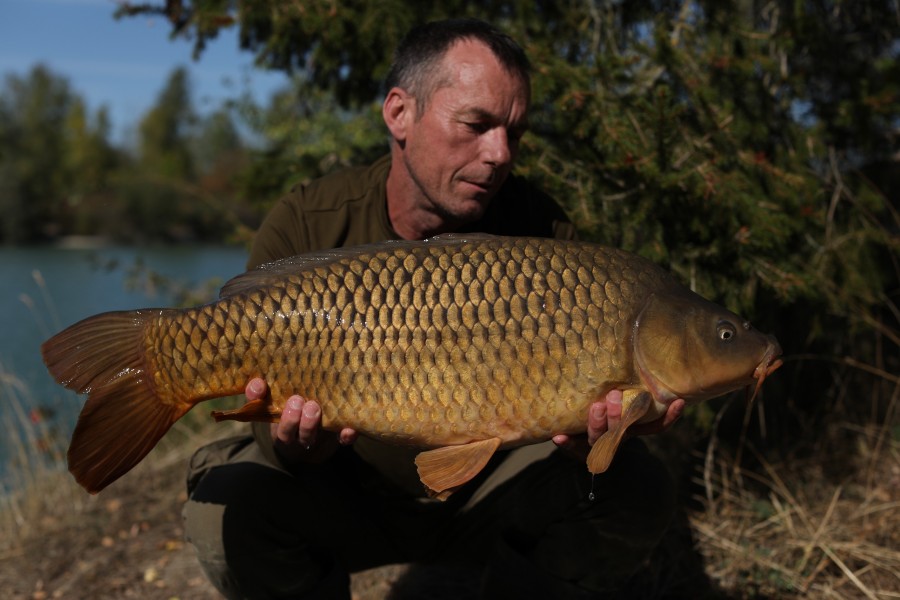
[383,87,414,142]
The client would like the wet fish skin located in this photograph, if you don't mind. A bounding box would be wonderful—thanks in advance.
[150,237,657,441]
[41,235,781,495]
[153,237,667,442]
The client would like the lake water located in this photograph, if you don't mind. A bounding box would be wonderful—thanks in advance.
[0,244,248,485]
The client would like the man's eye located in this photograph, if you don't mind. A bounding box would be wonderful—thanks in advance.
[466,122,490,134]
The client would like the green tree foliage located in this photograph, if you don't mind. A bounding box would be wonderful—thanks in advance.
[118,0,540,106]
[237,77,386,204]
[121,66,262,244]
[190,108,256,243]
[154,72,256,244]
[138,67,196,180]
[0,64,255,245]
[118,0,898,450]
[119,66,201,242]
[0,66,81,242]
[64,99,121,236]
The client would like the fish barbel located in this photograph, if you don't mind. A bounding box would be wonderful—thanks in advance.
[42,234,782,496]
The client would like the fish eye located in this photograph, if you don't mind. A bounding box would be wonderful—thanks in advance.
[717,321,737,341]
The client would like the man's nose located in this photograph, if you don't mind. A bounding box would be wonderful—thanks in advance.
[482,128,513,167]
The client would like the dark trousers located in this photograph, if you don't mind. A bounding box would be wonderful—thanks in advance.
[183,436,675,599]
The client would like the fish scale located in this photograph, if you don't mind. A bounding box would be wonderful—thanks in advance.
[42,234,782,495]
[147,238,653,445]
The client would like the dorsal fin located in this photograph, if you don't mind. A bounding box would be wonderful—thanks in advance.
[219,233,502,299]
[425,232,498,243]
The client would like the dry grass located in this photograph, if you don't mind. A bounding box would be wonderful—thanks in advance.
[0,363,87,546]
[0,373,408,600]
[691,420,900,599]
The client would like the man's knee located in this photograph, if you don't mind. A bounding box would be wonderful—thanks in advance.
[183,488,238,598]
[184,461,348,599]
[183,463,259,599]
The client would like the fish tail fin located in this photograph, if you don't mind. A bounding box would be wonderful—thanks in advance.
[41,310,189,494]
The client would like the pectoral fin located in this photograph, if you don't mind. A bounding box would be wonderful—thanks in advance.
[586,391,653,474]
[415,438,502,501]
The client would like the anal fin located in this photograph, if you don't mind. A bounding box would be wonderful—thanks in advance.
[586,391,652,474]
[415,438,502,501]
[211,398,280,423]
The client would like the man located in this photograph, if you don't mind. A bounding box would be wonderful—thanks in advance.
[184,18,683,599]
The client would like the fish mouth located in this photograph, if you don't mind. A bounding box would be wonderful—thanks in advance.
[750,339,783,399]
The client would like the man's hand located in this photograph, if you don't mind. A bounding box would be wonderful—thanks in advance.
[552,390,685,460]
[245,378,358,463]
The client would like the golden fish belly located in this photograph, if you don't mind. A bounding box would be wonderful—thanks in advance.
[148,237,670,447]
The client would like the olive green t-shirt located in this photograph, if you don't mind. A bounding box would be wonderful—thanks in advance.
[249,153,576,494]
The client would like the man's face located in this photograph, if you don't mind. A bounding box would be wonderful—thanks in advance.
[400,40,530,223]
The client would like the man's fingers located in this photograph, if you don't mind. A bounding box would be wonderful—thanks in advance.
[604,389,623,433]
[298,400,321,448]
[552,433,575,450]
[274,396,303,445]
[338,428,358,445]
[586,401,608,446]
[269,395,352,464]
[552,433,591,461]
[554,393,685,459]
[553,393,614,457]
[246,377,267,400]
[662,398,685,429]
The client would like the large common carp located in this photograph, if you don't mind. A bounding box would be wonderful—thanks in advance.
[42,235,781,496]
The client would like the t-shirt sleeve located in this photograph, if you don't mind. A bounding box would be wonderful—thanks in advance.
[246,190,313,270]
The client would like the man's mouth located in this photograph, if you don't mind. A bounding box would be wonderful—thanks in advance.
[461,179,493,195]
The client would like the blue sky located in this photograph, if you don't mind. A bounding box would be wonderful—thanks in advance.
[1,0,288,142]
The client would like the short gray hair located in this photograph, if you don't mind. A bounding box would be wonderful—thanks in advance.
[385,18,531,114]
